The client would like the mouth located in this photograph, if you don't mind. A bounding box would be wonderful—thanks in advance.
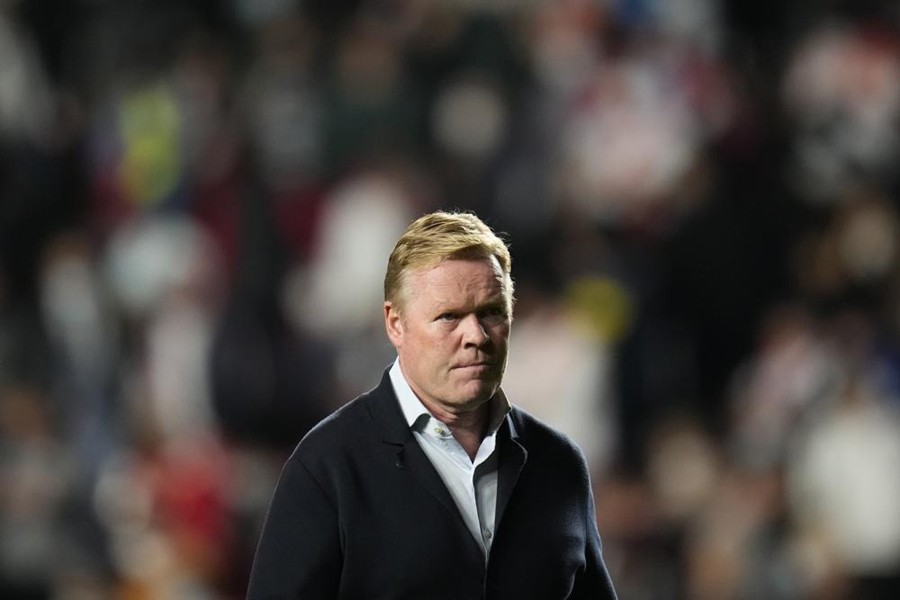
[454,362,493,371]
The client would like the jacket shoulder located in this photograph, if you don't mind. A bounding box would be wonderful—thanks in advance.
[509,405,590,465]
[300,392,370,444]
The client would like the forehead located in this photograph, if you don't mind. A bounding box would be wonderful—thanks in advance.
[405,257,507,305]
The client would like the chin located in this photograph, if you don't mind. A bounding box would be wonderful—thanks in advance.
[457,383,498,405]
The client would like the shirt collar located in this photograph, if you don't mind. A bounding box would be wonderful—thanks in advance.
[389,359,511,434]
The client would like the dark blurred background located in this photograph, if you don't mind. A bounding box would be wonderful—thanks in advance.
[2,0,900,598]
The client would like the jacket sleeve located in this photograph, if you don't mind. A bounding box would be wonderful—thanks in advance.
[570,461,618,600]
[571,515,617,599]
[246,455,342,599]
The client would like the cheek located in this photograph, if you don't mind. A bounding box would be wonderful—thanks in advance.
[491,324,511,346]
[411,334,447,369]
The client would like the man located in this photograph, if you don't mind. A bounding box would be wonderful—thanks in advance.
[247,211,618,599]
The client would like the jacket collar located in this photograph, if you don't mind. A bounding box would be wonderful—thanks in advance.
[365,368,415,445]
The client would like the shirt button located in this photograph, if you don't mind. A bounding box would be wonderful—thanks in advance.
[483,529,492,540]
[434,427,445,436]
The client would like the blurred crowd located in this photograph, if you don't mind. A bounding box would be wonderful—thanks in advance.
[2,0,900,598]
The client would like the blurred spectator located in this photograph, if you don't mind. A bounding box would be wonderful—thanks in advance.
[502,274,629,476]
[38,231,119,496]
[786,311,900,599]
[792,187,900,312]
[0,383,75,599]
[559,52,704,229]
[208,175,337,450]
[782,19,900,204]
[322,13,424,176]
[727,304,838,470]
[241,12,324,193]
[0,6,54,147]
[93,428,236,599]
[282,166,420,397]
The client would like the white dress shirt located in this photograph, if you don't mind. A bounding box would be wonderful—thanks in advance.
[389,360,510,557]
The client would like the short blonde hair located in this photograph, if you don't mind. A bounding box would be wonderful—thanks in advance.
[384,211,514,311]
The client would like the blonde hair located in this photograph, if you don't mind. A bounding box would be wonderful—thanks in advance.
[384,211,514,311]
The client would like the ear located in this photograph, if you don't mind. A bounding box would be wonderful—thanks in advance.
[384,301,404,347]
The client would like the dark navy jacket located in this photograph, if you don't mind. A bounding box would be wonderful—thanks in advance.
[247,369,618,599]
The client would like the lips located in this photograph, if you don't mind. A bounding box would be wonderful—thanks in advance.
[454,361,492,370]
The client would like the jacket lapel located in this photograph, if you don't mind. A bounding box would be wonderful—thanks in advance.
[495,411,527,530]
[365,370,464,520]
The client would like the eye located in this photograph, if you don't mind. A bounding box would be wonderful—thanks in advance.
[437,312,458,322]
[480,306,508,321]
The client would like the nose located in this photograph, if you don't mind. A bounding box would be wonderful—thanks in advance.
[461,314,489,347]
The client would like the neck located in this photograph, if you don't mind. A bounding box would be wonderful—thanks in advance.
[425,399,490,461]
[452,426,487,461]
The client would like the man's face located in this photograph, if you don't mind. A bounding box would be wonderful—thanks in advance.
[384,256,511,416]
